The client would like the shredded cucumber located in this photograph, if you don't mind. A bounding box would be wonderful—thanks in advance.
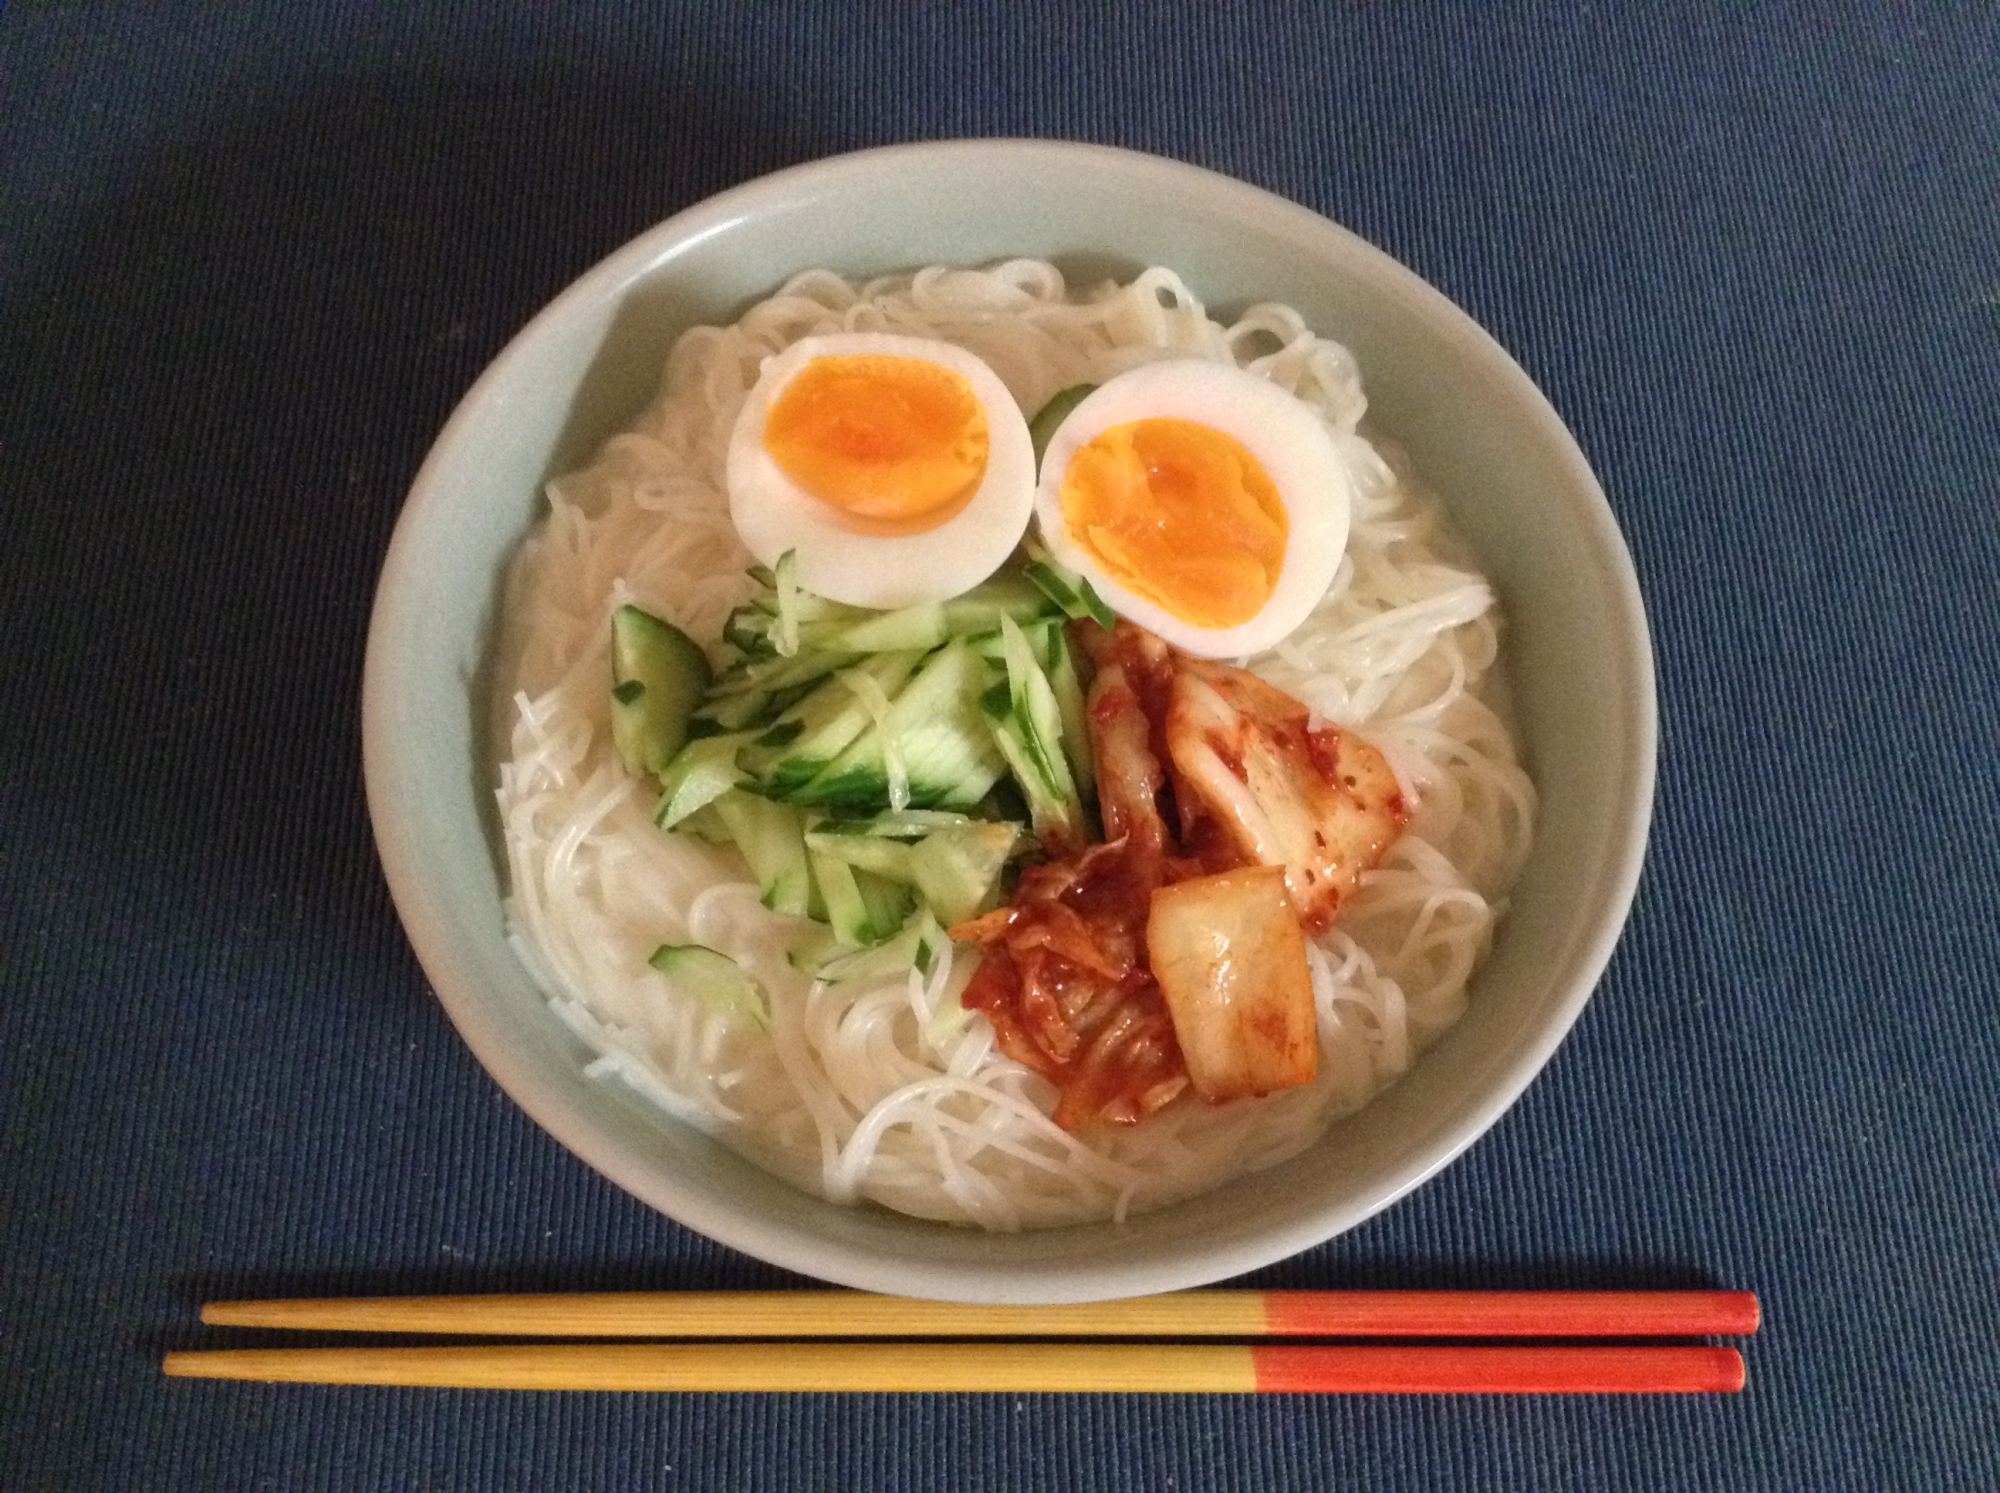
[643,557,1100,943]
[987,616,1089,846]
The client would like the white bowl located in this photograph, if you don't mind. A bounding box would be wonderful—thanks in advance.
[363,139,1655,1304]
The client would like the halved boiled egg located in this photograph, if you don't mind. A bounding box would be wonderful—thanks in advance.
[726,332,1037,609]
[1032,360,1351,658]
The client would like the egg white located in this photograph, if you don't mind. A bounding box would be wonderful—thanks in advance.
[1032,359,1352,658]
[726,332,1038,610]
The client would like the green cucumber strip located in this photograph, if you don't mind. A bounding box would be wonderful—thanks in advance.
[647,944,769,1029]
[805,818,1017,928]
[1023,560,1081,616]
[812,600,949,656]
[796,573,1058,655]
[992,615,1087,845]
[812,907,947,988]
[807,809,979,840]
[696,642,858,735]
[1028,383,1095,466]
[654,732,752,829]
[708,646,859,701]
[744,583,851,624]
[712,790,814,917]
[907,820,1019,926]
[727,556,860,656]
[772,549,802,657]
[793,638,1008,811]
[675,802,732,844]
[609,605,712,778]
[691,686,787,735]
[740,650,926,794]
[968,631,1008,667]
[802,829,917,881]
[855,867,916,943]
[784,922,842,976]
[998,615,1036,718]
[939,573,1061,633]
[1043,622,1097,805]
[999,617,1063,788]
[837,664,908,812]
[812,576,1064,652]
[990,715,1069,846]
[1074,576,1115,629]
[1024,558,1116,628]
[723,605,775,656]
[806,842,874,946]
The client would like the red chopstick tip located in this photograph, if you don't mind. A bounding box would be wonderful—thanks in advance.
[1252,1345,1746,1395]
[1260,1289,1762,1339]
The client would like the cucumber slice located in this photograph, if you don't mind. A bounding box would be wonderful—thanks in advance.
[647,944,769,1029]
[712,791,815,917]
[610,605,712,778]
[654,732,752,829]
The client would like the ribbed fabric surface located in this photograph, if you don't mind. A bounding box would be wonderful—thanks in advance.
[2,3,1995,1488]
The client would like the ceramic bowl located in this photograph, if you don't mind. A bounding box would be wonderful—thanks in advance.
[363,139,1655,1303]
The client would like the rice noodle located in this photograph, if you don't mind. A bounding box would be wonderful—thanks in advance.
[494,262,1537,1229]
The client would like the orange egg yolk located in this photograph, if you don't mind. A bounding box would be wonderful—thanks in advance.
[763,354,990,535]
[1059,418,1289,628]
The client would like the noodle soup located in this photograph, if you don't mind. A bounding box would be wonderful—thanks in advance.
[495,261,1534,1229]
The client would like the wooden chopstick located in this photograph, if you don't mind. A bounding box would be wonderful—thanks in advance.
[170,1290,1756,1393]
[162,1341,1746,1393]
[197,1288,1760,1339]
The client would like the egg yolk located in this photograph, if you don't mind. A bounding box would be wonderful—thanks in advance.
[1059,418,1289,628]
[764,355,990,535]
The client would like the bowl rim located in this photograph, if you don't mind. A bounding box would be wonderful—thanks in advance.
[364,137,1657,1300]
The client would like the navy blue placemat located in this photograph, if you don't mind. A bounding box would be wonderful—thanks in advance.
[3,3,1995,1488]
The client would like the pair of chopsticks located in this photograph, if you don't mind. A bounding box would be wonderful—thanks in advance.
[163,1289,1757,1394]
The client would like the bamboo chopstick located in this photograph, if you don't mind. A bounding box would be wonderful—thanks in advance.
[162,1341,1746,1394]
[197,1289,1760,1340]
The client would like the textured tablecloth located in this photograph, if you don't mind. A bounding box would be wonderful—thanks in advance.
[3,3,1995,1488]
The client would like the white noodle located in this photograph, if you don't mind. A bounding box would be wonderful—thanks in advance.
[494,263,1537,1229]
